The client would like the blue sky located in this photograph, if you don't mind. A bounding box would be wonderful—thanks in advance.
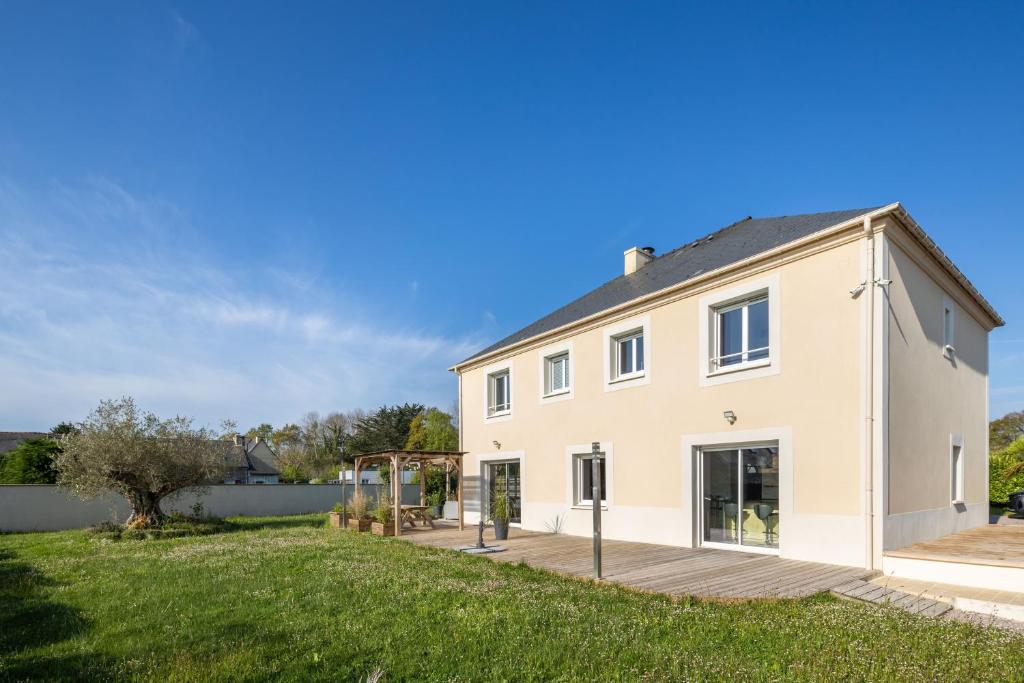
[1,2,1021,430]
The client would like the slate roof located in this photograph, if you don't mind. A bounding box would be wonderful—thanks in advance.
[460,207,880,365]
[215,440,281,476]
[0,432,52,455]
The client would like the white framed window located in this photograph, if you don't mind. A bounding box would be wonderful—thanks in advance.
[538,341,574,403]
[698,275,780,386]
[603,315,651,391]
[545,352,570,396]
[711,292,769,373]
[574,454,607,506]
[613,329,645,380]
[486,368,511,418]
[943,296,956,358]
[951,435,964,504]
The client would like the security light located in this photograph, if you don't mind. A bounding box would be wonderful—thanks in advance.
[723,410,737,425]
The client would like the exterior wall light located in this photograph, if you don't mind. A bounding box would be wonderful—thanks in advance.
[723,410,737,425]
[492,440,501,450]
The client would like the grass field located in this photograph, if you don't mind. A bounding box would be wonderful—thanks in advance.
[2,514,1023,681]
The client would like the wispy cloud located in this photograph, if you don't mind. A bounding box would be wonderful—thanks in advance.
[0,177,482,430]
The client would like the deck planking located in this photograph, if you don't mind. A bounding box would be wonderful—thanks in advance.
[886,524,1024,567]
[398,523,872,599]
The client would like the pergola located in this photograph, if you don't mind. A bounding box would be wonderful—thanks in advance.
[353,450,466,537]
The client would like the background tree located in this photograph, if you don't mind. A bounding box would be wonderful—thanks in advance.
[50,421,80,437]
[405,408,458,451]
[246,423,274,441]
[0,437,60,484]
[344,403,423,485]
[345,403,423,457]
[405,407,459,498]
[991,411,1024,452]
[54,398,228,525]
[270,423,302,449]
[219,419,239,441]
[989,437,1024,504]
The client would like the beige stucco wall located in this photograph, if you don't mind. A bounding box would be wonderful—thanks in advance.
[460,232,868,555]
[885,234,990,517]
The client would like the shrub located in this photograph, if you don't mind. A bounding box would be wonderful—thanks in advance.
[990,438,1024,504]
[0,437,60,484]
[375,491,393,524]
[331,502,344,514]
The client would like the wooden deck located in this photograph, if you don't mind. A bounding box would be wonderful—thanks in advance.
[886,524,1024,568]
[400,523,873,599]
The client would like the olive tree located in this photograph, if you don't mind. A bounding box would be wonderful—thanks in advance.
[54,398,228,525]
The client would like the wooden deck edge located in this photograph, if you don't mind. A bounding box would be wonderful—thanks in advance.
[884,550,1024,570]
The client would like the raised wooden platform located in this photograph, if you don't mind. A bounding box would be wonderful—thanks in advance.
[400,523,872,599]
[886,524,1024,567]
[883,524,1024,593]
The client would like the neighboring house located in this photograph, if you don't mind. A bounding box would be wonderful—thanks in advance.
[0,432,51,455]
[356,469,416,486]
[221,436,281,484]
[452,203,1003,571]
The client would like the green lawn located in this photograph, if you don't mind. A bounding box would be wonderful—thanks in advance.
[2,515,1023,682]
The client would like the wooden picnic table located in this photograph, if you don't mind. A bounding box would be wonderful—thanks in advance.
[400,505,435,529]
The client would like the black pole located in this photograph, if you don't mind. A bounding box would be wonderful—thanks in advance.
[591,441,603,579]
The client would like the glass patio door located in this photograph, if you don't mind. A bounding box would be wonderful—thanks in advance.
[487,461,521,524]
[700,446,779,550]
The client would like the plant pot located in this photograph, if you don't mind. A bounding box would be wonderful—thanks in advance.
[348,517,372,532]
[493,519,509,540]
[371,521,396,536]
[443,501,459,519]
[328,512,343,528]
[430,505,443,519]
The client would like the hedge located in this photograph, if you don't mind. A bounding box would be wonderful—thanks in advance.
[989,437,1024,504]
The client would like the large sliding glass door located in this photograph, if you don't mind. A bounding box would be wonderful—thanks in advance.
[700,445,779,550]
[487,461,522,524]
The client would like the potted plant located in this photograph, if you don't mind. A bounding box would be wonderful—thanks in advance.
[347,490,372,532]
[371,491,396,536]
[328,502,344,528]
[428,490,443,519]
[491,490,510,540]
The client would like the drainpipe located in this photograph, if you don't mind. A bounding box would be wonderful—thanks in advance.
[863,217,876,571]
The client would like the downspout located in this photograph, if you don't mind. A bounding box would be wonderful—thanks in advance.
[863,217,876,571]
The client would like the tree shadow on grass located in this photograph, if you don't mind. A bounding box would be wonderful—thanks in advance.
[223,514,328,533]
[0,548,117,680]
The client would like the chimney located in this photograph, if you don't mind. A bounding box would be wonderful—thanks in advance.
[233,434,245,448]
[624,246,655,275]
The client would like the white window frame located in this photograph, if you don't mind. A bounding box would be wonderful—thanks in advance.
[603,315,651,392]
[698,274,780,387]
[613,330,645,380]
[951,434,965,505]
[710,294,770,373]
[943,296,956,359]
[482,362,513,422]
[538,340,574,402]
[565,442,614,509]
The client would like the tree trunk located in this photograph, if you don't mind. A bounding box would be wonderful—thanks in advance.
[125,490,165,526]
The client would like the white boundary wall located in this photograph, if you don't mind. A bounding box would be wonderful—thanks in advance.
[0,484,422,532]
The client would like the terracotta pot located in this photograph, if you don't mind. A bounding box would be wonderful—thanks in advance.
[371,521,396,536]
